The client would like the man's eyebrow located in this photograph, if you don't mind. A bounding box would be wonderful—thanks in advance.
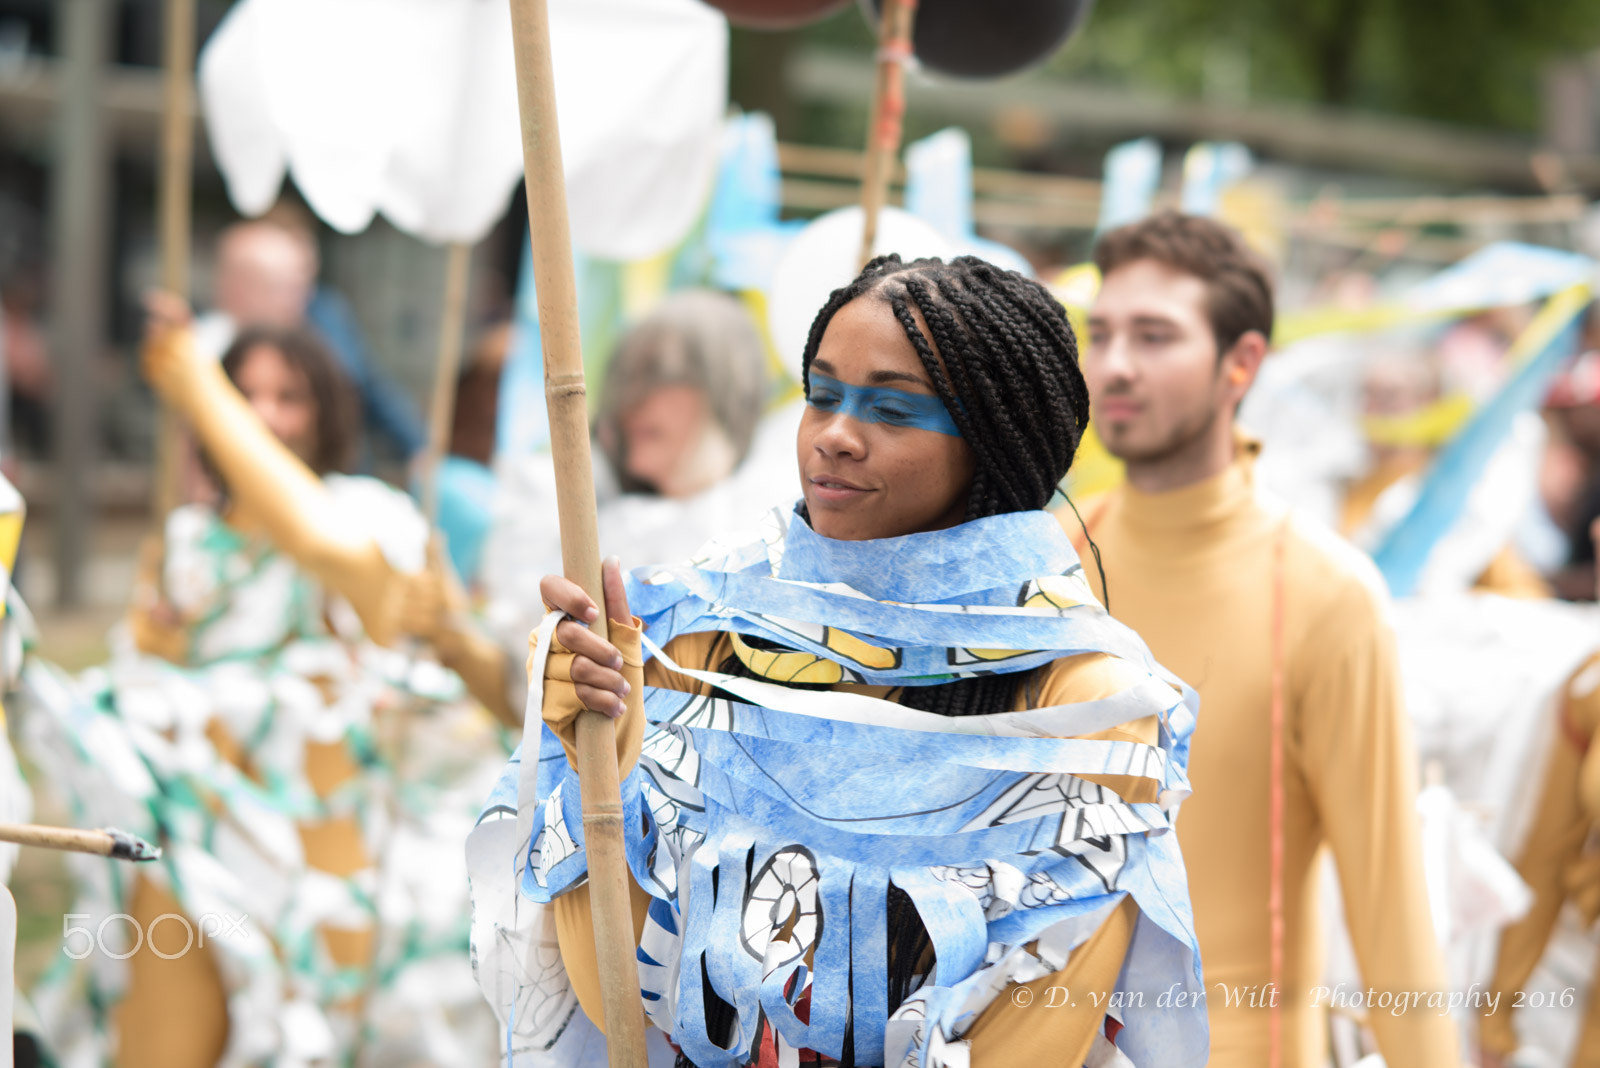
[1086,313,1182,329]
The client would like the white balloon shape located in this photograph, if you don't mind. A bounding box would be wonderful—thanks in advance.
[766,206,955,372]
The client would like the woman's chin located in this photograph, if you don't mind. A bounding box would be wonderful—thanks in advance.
[805,509,880,543]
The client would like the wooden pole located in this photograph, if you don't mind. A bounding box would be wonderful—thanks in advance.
[0,822,161,862]
[421,242,473,526]
[856,0,917,271]
[505,1,648,1063]
[150,0,195,524]
[48,0,111,610]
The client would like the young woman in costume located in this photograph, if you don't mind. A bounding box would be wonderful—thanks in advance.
[29,298,506,1067]
[469,256,1208,1067]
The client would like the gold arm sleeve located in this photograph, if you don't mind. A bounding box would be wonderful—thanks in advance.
[1483,675,1599,1054]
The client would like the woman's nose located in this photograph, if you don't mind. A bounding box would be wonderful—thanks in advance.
[811,412,866,458]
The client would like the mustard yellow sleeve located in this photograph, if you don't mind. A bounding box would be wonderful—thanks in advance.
[640,631,728,697]
[1031,651,1164,803]
[1297,585,1459,1068]
[1481,679,1597,1054]
[963,897,1139,1066]
[551,874,654,1035]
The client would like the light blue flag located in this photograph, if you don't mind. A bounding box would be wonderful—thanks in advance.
[1372,292,1590,596]
[1097,137,1162,233]
[1179,142,1252,217]
[1406,241,1594,315]
[705,112,803,292]
[496,241,625,459]
[904,127,1032,277]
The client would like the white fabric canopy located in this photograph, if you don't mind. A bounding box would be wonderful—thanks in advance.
[199,0,727,253]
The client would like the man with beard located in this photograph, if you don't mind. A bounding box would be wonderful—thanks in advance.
[1056,212,1457,1066]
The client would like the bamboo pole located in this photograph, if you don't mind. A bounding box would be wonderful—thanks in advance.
[150,0,195,524]
[505,1,648,1063]
[0,822,161,862]
[856,0,917,271]
[421,242,474,525]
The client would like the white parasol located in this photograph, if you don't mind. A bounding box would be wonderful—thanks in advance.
[198,0,727,255]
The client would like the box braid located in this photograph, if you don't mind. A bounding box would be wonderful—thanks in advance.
[688,256,1096,1068]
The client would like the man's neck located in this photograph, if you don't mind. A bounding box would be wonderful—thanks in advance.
[1123,422,1237,495]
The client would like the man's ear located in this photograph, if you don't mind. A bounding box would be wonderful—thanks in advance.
[1222,330,1269,396]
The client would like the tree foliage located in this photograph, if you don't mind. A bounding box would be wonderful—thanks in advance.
[1048,0,1600,131]
[767,0,1600,134]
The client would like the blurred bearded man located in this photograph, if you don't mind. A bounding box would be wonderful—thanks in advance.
[1056,212,1458,1067]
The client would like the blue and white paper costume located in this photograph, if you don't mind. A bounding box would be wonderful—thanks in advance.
[467,506,1207,1067]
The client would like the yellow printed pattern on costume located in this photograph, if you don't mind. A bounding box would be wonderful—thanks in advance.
[727,624,904,686]
[949,573,1095,665]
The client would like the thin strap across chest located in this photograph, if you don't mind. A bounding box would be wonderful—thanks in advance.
[1267,517,1289,1068]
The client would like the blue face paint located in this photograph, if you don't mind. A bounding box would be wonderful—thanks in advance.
[805,372,962,437]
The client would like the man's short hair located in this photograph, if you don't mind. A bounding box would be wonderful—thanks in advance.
[1094,211,1275,355]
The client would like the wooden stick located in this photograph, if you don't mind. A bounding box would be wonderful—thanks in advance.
[421,242,474,526]
[0,823,160,862]
[857,0,917,271]
[505,1,648,1063]
[150,0,195,524]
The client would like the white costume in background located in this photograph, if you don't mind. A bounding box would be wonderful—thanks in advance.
[483,398,803,658]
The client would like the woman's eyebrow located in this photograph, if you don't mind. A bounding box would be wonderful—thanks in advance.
[866,369,933,389]
[811,359,934,390]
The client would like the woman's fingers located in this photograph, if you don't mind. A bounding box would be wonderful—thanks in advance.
[542,564,634,719]
[569,659,629,718]
[601,557,632,624]
[539,573,598,623]
[554,616,622,666]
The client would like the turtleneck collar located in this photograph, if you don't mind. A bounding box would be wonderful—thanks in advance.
[1116,432,1262,535]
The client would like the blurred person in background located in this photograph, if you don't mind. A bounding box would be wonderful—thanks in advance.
[481,288,794,664]
[431,321,510,585]
[1058,212,1458,1067]
[1340,342,1549,599]
[197,204,426,469]
[1541,342,1600,600]
[28,294,507,1067]
[1480,515,1600,1067]
[1,270,51,459]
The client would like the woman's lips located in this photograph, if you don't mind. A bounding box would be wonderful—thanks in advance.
[809,476,873,503]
